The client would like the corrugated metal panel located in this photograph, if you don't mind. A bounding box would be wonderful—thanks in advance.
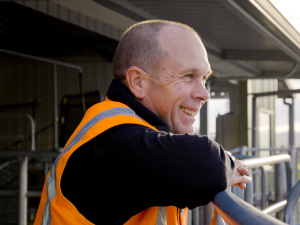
[128,0,279,50]
[0,55,113,150]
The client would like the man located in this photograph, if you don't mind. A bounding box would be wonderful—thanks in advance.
[34,20,250,225]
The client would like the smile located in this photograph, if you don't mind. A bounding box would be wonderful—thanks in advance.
[179,106,198,117]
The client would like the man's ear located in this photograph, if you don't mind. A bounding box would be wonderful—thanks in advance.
[126,66,148,100]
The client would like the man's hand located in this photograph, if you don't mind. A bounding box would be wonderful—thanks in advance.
[226,151,251,189]
[231,159,251,189]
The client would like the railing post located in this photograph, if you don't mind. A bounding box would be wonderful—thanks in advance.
[19,156,28,225]
[187,210,192,225]
[275,161,287,220]
[53,64,58,150]
[260,167,267,209]
[289,147,297,186]
[241,146,247,155]
[192,207,200,225]
[204,202,214,225]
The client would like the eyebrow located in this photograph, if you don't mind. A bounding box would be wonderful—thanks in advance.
[180,68,213,78]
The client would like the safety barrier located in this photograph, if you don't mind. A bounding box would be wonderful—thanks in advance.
[0,151,299,224]
[192,154,296,224]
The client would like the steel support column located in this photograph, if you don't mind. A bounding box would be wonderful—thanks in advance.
[19,156,28,225]
[54,64,58,150]
[200,81,211,136]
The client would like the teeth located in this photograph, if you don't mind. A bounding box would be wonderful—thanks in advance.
[180,107,198,117]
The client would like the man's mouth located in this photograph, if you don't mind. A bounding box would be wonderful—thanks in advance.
[179,106,198,117]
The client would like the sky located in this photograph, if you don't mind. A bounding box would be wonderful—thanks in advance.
[269,0,300,34]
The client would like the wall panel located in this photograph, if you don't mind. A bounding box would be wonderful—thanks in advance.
[0,55,113,150]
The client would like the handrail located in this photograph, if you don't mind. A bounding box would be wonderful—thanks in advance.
[243,154,291,169]
[0,150,60,158]
[284,180,300,224]
[262,200,287,215]
[243,154,292,205]
[0,159,17,171]
[212,190,287,225]
[0,113,36,150]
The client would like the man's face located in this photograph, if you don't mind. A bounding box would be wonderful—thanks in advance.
[142,26,211,134]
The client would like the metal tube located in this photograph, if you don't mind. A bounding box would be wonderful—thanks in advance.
[252,96,258,150]
[204,203,214,225]
[78,72,86,114]
[19,156,28,225]
[251,89,300,97]
[0,48,82,73]
[187,210,192,225]
[24,114,35,151]
[290,98,295,147]
[284,180,300,225]
[289,146,297,186]
[213,62,300,81]
[0,114,35,151]
[252,96,259,196]
[243,147,292,152]
[192,207,199,225]
[54,64,58,150]
[0,150,59,158]
[0,159,17,171]
[262,200,287,214]
[260,167,267,209]
[212,190,287,225]
[200,81,210,136]
[243,154,291,169]
[275,162,287,220]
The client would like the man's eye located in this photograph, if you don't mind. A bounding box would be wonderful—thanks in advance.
[184,74,192,78]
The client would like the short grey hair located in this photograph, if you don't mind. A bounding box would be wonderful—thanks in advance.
[113,20,201,81]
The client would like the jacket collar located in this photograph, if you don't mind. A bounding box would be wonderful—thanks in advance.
[106,79,170,132]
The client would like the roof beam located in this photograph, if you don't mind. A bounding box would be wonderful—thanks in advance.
[222,50,292,61]
[218,0,300,62]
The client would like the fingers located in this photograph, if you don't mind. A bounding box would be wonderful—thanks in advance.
[235,170,251,184]
[237,167,248,176]
[238,183,246,189]
[230,157,252,190]
[234,159,247,169]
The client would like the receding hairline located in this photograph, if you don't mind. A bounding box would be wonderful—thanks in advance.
[122,20,201,40]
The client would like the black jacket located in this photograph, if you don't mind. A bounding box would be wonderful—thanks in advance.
[61,79,235,224]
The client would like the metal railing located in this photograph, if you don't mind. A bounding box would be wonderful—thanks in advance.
[0,48,84,151]
[212,190,287,225]
[203,154,293,224]
[0,151,298,224]
[0,150,59,225]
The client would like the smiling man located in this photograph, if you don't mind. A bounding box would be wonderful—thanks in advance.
[34,20,250,225]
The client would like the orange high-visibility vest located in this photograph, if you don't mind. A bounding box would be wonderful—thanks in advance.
[34,98,188,225]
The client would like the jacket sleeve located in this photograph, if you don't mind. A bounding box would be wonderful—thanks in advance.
[97,124,236,209]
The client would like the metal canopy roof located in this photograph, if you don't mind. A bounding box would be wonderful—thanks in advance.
[2,0,300,81]
[0,2,118,61]
[124,0,300,80]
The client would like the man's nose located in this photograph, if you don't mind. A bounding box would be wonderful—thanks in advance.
[191,83,210,101]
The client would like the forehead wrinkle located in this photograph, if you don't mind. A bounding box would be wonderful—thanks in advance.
[160,69,182,87]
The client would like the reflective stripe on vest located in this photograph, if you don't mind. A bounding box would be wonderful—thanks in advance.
[41,107,142,225]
